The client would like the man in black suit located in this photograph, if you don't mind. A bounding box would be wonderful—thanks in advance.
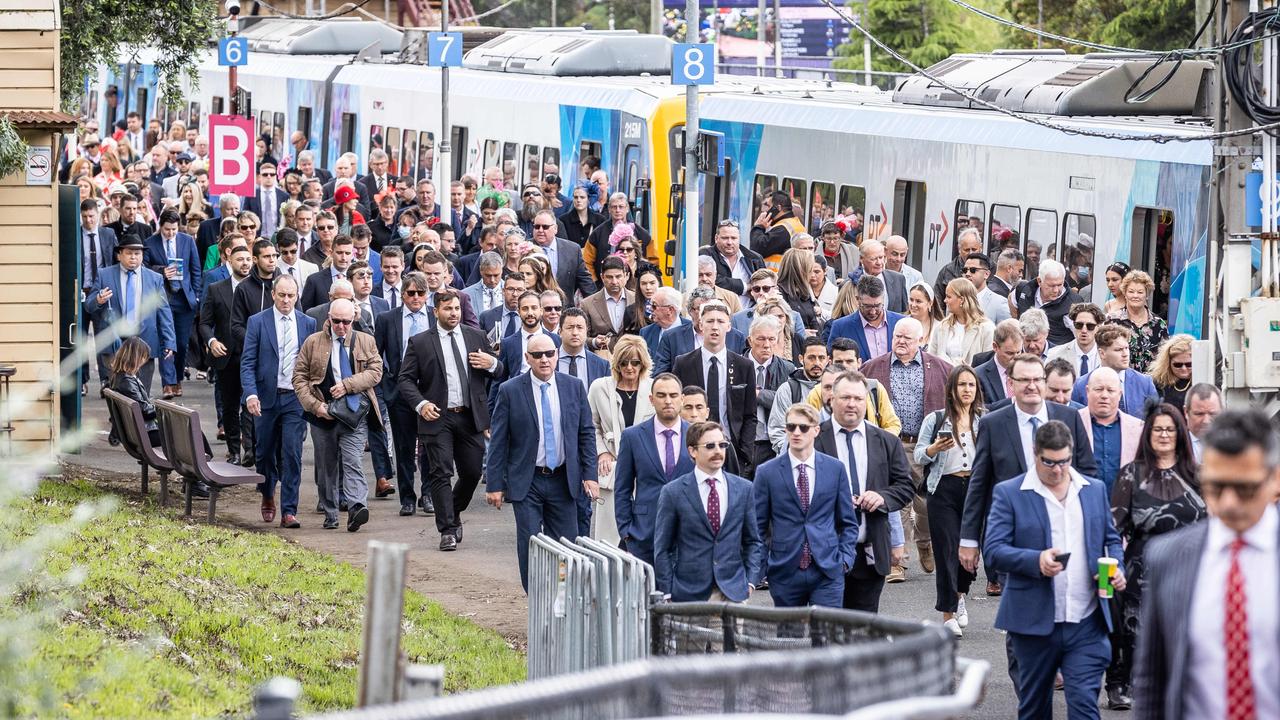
[105,193,149,249]
[672,301,758,478]
[198,243,253,463]
[358,149,394,208]
[959,354,1098,593]
[300,234,354,311]
[196,193,239,260]
[242,160,288,238]
[815,370,918,613]
[974,319,1024,406]
[295,150,332,185]
[321,153,371,207]
[398,289,503,550]
[478,274,527,341]
[700,221,765,305]
[745,313,794,470]
[374,272,434,515]
[528,210,595,303]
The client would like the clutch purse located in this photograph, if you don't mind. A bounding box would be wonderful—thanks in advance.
[327,392,371,430]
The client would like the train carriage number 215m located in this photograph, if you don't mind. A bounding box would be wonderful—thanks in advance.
[622,122,643,140]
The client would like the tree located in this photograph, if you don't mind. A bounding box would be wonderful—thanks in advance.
[1002,0,1194,51]
[837,0,967,74]
[58,0,223,110]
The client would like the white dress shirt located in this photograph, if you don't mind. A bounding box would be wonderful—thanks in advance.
[788,450,816,506]
[437,325,468,408]
[834,421,869,543]
[558,351,590,390]
[1184,504,1280,720]
[1015,403,1050,472]
[382,282,400,307]
[700,347,729,427]
[694,467,729,526]
[274,307,297,391]
[1022,469,1097,623]
[532,373,564,467]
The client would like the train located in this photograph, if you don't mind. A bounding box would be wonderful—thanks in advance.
[85,18,1219,337]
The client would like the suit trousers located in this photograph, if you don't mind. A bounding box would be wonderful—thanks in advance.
[926,473,976,613]
[368,388,394,481]
[312,417,369,523]
[389,402,429,503]
[576,491,594,539]
[161,303,196,386]
[842,545,886,613]
[423,407,486,535]
[254,390,306,515]
[512,467,580,592]
[1008,609,1111,720]
[215,363,243,456]
[900,441,932,551]
[768,565,845,608]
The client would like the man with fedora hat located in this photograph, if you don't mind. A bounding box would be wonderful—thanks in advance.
[82,235,175,394]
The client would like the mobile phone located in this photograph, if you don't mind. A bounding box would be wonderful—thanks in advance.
[1054,552,1071,568]
[937,429,953,440]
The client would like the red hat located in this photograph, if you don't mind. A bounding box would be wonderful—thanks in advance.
[335,185,358,205]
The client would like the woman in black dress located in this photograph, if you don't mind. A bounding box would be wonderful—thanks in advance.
[1107,404,1206,708]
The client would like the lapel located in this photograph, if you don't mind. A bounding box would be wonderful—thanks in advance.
[681,475,714,534]
[863,428,882,491]
[519,373,538,427]
[1023,481,1053,548]
[1171,523,1210,678]
[267,310,281,354]
[640,418,663,472]
[1010,411,1029,474]
[781,455,807,512]
[556,375,575,428]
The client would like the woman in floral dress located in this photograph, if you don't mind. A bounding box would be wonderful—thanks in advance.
[1106,269,1168,372]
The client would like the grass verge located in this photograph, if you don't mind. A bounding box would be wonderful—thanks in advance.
[9,478,525,718]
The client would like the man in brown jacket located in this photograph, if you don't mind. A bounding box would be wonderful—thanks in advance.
[293,298,384,531]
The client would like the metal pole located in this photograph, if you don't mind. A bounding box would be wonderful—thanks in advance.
[357,541,409,707]
[772,0,781,77]
[756,0,766,76]
[551,0,557,27]
[1036,0,1043,49]
[438,0,453,228]
[228,16,239,116]
[652,0,663,36]
[861,0,871,85]
[682,0,700,292]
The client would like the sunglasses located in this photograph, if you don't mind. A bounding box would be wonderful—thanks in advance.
[785,423,812,433]
[260,172,273,177]
[1201,481,1266,501]
[280,248,298,256]
[239,224,256,230]
[963,267,983,274]
[329,318,353,325]
[618,360,644,368]
[695,441,730,450]
[1074,321,1098,330]
[1038,456,1071,468]
[528,350,557,359]
[717,219,739,228]
[533,223,556,230]
[617,247,636,254]
[750,285,776,293]
[523,192,540,199]
[317,224,336,231]
[543,305,562,312]
[1172,361,1192,369]
[404,289,427,297]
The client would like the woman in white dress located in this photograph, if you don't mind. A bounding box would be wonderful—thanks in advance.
[586,335,655,545]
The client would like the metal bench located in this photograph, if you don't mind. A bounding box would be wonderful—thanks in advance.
[154,399,264,522]
[102,388,173,506]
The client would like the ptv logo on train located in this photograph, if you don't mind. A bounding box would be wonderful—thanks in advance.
[208,114,256,196]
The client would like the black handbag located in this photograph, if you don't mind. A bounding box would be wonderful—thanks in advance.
[326,344,371,430]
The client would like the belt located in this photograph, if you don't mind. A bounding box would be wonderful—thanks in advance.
[277,388,294,394]
[900,434,918,443]
[534,465,563,475]
[447,406,469,413]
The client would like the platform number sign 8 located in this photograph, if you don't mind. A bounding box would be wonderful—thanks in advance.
[428,32,464,67]
[672,43,715,86]
[218,36,248,67]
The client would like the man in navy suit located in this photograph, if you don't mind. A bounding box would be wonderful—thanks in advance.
[960,354,1099,596]
[300,235,355,311]
[640,287,688,361]
[615,373,695,564]
[241,274,316,525]
[654,420,763,602]
[80,200,118,390]
[489,291,561,411]
[554,309,609,392]
[374,272,434,516]
[824,274,902,362]
[975,319,1025,405]
[754,402,858,608]
[1070,325,1158,415]
[478,275,527,340]
[140,209,200,397]
[416,249,478,328]
[486,334,599,590]
[242,160,288,238]
[653,288,746,375]
[83,237,175,394]
[985,420,1126,720]
[529,209,595,303]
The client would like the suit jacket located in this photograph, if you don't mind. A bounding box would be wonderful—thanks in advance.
[354,295,391,331]
[580,288,635,339]
[859,269,909,314]
[300,266,343,312]
[198,277,240,369]
[1133,516,1280,720]
[926,318,996,367]
[82,264,176,359]
[1077,407,1144,470]
[426,290,478,330]
[142,231,202,310]
[82,225,118,284]
[397,323,502,435]
[195,216,222,261]
[1071,368,1160,417]
[652,322,746,375]
[614,418,696,554]
[654,470,763,602]
[559,349,610,394]
[825,311,903,364]
[814,420,917,575]
[203,263,230,295]
[753,452,858,585]
[984,472,1123,636]
[323,176,372,208]
[231,273,278,349]
[461,280,503,319]
[974,357,1007,404]
[107,220,150,246]
[639,319,688,362]
[241,187,289,233]
[731,307,804,338]
[701,245,765,296]
[305,302,373,336]
[478,303,518,337]
[672,348,757,477]
[292,327,384,425]
[542,238,596,302]
[960,402,1100,544]
[239,307,317,410]
[486,371,598,501]
[357,173,393,206]
[301,241,328,268]
[373,306,420,407]
[860,350,953,427]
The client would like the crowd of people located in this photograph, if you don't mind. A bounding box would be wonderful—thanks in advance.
[79,124,1278,720]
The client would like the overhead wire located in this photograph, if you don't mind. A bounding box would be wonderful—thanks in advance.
[248,0,378,21]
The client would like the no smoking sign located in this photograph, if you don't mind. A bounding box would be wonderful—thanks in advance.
[25,146,51,185]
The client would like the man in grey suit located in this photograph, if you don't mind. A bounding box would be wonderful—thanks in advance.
[653,421,763,602]
[528,210,595,304]
[849,239,908,314]
[1133,408,1280,720]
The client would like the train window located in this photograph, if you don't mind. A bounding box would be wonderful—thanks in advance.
[418,131,434,180]
[402,132,418,180]
[188,103,201,132]
[385,127,402,177]
[579,141,602,176]
[450,126,466,180]
[753,174,778,218]
[272,112,285,159]
[1062,213,1098,301]
[136,88,148,124]
[340,113,356,156]
[837,185,866,226]
[212,96,224,115]
[781,178,807,218]
[523,145,540,186]
[953,200,985,258]
[369,125,385,154]
[989,204,1021,255]
[260,111,273,143]
[543,147,560,177]
[502,142,518,187]
[809,182,835,234]
[622,144,641,199]
[483,140,500,172]
[297,106,312,141]
[1024,208,1057,279]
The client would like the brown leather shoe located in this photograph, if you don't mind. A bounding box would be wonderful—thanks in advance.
[375,478,396,498]
[987,581,1003,597]
[162,385,177,400]
[886,565,907,583]
[261,496,276,523]
[918,543,935,574]
[280,514,300,529]
[173,383,183,397]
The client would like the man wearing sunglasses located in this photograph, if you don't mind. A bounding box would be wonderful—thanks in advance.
[1134,407,1280,720]
[985,420,1126,720]
[529,209,596,302]
[964,252,1010,323]
[1069,325,1158,415]
[1046,303,1103,377]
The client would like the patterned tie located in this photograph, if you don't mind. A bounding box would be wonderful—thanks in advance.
[541,382,559,468]
[706,477,721,535]
[1225,537,1256,720]
[279,315,294,386]
[662,429,676,477]
[797,462,812,569]
[337,339,359,411]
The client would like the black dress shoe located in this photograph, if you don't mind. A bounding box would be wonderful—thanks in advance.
[322,518,339,530]
[1106,687,1132,711]
[347,503,369,532]
[453,524,463,543]
[241,453,256,468]
[225,451,240,465]
[419,495,435,515]
[189,481,210,499]
[340,501,349,512]
[439,533,457,551]
[107,431,120,447]
[399,504,416,517]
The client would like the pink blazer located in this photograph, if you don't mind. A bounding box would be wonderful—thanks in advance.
[1078,407,1144,467]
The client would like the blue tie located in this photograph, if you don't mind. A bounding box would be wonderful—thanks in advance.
[540,381,559,468]
[338,341,359,411]
[124,270,137,324]
[1080,354,1089,376]
[503,311,517,337]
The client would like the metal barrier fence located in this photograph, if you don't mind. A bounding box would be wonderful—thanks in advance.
[527,534,655,679]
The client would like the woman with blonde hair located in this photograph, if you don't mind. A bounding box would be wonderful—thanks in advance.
[93,148,124,191]
[177,178,211,223]
[1147,333,1196,409]
[1106,269,1168,372]
[587,335,655,545]
[829,278,860,322]
[776,247,821,332]
[927,277,994,366]
[517,252,564,305]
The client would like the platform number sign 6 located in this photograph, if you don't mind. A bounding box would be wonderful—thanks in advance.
[672,43,715,86]
[428,32,464,67]
[218,36,248,67]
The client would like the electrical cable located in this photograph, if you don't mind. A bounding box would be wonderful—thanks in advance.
[1224,7,1280,132]
[1122,0,1216,105]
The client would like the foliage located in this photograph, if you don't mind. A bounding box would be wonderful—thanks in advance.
[1001,0,1196,51]
[0,117,30,180]
[58,0,224,112]
[7,478,524,717]
[565,0,651,33]
[836,0,968,74]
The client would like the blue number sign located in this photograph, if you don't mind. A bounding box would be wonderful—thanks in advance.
[218,37,248,67]
[672,43,715,86]
[428,32,464,67]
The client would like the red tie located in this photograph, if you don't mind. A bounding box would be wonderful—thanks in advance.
[706,477,720,535]
[1225,537,1256,720]
[797,462,812,569]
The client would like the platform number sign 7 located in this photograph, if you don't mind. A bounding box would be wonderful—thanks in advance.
[672,43,715,86]
[218,36,248,67]
[428,32,464,67]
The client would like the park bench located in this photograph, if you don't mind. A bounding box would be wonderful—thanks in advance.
[102,388,173,506]
[154,399,263,523]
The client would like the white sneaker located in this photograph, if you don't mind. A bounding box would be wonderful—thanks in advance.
[943,618,963,637]
[956,595,969,628]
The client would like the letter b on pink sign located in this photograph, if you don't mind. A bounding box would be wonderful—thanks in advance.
[209,114,255,196]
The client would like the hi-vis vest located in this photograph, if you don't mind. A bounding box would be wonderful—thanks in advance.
[763,216,807,271]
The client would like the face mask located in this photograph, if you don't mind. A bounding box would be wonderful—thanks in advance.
[1077,266,1090,282]
[397,226,411,239]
